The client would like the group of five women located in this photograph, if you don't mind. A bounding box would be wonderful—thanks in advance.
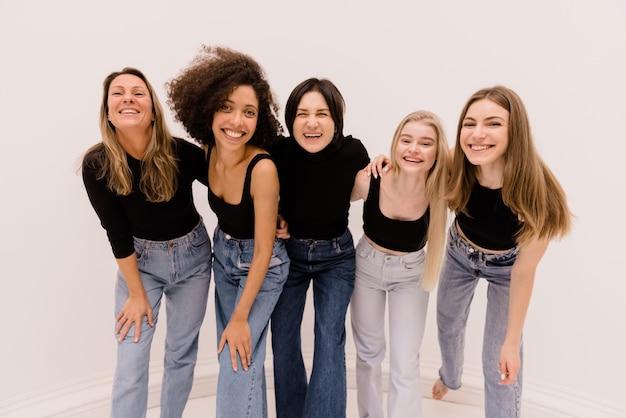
[82,45,572,418]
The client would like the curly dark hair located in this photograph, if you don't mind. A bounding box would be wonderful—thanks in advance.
[166,45,282,149]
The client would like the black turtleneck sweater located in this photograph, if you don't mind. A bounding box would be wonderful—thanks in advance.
[270,135,369,239]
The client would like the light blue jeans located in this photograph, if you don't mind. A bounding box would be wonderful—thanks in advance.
[351,237,429,418]
[436,223,522,418]
[212,227,289,418]
[112,220,212,418]
[271,228,356,418]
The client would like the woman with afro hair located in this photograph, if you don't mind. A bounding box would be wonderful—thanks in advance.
[167,46,289,418]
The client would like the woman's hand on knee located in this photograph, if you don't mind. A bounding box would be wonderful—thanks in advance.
[218,318,252,371]
[115,295,153,343]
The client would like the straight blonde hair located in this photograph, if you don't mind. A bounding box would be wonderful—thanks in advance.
[388,110,450,291]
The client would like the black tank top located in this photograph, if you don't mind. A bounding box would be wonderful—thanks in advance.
[456,182,521,250]
[208,153,272,239]
[363,176,429,252]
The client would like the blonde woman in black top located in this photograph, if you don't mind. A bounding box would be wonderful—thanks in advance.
[350,110,450,418]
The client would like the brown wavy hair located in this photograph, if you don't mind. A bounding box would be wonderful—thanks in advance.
[448,85,572,245]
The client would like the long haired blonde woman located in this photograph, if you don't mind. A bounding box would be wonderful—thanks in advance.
[350,110,449,418]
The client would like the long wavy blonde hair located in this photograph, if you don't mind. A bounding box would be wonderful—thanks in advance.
[83,67,178,202]
[388,110,450,291]
[448,86,572,245]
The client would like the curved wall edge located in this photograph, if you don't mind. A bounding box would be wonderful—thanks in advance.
[1,354,624,417]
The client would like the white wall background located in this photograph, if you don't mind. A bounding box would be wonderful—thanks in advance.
[1,0,625,416]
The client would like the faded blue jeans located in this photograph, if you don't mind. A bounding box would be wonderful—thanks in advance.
[112,220,212,418]
[212,227,289,418]
[436,223,522,418]
[271,228,356,418]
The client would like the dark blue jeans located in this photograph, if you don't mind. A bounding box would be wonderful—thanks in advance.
[271,229,356,418]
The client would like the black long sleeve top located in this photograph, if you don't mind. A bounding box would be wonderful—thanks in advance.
[82,138,208,258]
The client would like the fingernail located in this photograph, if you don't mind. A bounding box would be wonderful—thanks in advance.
[500,373,506,380]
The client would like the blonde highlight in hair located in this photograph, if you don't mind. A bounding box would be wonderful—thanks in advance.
[448,86,572,245]
[388,110,451,291]
[85,68,178,202]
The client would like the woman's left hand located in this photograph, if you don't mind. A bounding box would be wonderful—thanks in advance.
[498,342,521,385]
[218,317,252,372]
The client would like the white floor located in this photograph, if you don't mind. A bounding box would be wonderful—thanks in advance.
[147,389,484,417]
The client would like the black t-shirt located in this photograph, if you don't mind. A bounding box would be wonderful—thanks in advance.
[82,138,208,258]
[270,135,369,239]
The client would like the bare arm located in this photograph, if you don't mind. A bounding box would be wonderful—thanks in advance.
[114,254,154,343]
[499,237,549,385]
[217,157,279,371]
[350,169,371,202]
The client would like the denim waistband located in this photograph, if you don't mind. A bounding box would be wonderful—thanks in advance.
[133,219,207,249]
[214,225,255,244]
[358,236,425,263]
[288,228,352,247]
[450,223,518,257]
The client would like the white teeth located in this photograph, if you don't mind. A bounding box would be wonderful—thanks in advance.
[225,129,244,138]
[304,134,321,138]
[471,144,490,151]
[120,109,138,114]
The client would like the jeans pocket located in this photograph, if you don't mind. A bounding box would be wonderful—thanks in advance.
[268,254,287,268]
[404,259,420,269]
[356,243,372,259]
[485,250,517,268]
[134,241,147,262]
[190,227,210,248]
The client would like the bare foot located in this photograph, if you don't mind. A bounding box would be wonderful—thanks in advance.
[432,379,449,400]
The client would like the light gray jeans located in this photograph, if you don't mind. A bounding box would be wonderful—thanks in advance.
[350,237,429,418]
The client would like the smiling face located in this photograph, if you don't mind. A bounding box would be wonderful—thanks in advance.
[212,85,259,150]
[460,98,509,172]
[106,74,154,134]
[394,120,438,175]
[292,91,335,153]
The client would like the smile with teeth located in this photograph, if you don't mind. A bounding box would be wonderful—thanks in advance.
[120,109,139,114]
[470,144,492,151]
[304,133,321,138]
[224,129,244,138]
[404,157,422,163]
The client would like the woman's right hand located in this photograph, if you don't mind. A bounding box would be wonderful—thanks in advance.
[115,294,154,343]
[365,154,391,178]
[276,214,290,239]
